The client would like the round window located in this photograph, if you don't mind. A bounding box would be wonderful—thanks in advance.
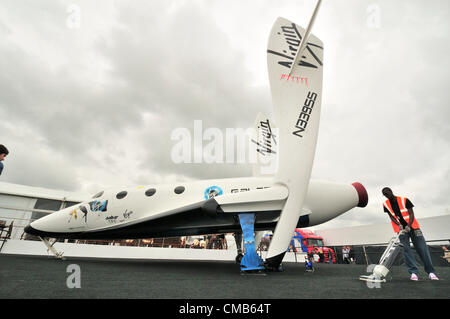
[174,186,185,194]
[116,191,128,199]
[145,188,156,197]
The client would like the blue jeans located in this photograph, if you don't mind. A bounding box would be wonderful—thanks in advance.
[399,228,435,275]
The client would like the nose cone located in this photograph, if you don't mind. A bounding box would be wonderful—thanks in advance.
[24,219,61,237]
[24,224,53,237]
[24,224,39,236]
[24,206,85,238]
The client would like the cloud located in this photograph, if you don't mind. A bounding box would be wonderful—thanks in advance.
[0,0,448,227]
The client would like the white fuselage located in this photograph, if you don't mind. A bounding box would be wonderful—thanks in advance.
[28,177,363,239]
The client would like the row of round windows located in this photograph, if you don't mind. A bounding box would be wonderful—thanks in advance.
[92,186,186,200]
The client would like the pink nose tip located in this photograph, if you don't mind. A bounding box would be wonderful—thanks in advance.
[352,182,368,207]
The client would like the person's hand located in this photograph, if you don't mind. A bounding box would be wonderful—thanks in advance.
[405,226,411,233]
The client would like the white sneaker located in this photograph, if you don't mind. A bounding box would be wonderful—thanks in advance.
[429,273,439,280]
[410,273,418,281]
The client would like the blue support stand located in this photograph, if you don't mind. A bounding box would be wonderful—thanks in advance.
[238,213,265,272]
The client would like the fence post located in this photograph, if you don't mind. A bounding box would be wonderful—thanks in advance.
[362,245,369,265]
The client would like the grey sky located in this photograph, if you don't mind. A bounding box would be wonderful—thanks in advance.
[0,0,449,230]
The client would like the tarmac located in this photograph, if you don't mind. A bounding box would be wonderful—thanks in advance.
[0,254,448,299]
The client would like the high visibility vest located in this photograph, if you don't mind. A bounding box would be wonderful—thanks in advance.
[383,197,420,233]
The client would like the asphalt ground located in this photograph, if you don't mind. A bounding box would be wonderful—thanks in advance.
[0,254,448,300]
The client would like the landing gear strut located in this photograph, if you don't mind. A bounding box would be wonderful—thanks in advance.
[39,236,64,259]
[237,213,265,273]
[233,232,243,264]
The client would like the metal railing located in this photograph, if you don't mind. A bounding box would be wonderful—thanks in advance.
[0,214,235,251]
[1,213,448,263]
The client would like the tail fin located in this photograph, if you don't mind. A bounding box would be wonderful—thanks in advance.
[265,13,324,266]
[288,0,322,76]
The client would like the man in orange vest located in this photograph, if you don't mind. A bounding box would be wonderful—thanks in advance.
[382,187,438,281]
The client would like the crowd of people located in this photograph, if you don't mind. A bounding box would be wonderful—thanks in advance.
[182,234,228,249]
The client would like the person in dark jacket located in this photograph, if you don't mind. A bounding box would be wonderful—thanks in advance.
[0,145,9,176]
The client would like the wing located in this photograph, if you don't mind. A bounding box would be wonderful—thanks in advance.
[213,185,288,213]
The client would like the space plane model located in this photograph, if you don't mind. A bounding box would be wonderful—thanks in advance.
[25,0,368,272]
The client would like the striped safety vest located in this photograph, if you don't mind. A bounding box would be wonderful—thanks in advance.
[383,196,420,233]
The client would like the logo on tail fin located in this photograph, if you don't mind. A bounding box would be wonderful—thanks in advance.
[251,119,277,156]
[293,91,318,138]
[267,23,323,70]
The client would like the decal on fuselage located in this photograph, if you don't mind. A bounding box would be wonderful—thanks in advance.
[204,186,223,200]
[68,209,78,223]
[79,205,89,222]
[105,215,119,224]
[123,209,133,219]
[68,201,108,224]
[118,209,134,223]
[89,200,108,213]
[230,186,270,194]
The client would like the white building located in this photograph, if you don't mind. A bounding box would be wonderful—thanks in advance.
[0,181,89,239]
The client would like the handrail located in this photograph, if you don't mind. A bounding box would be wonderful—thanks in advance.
[0,216,40,222]
[0,214,447,249]
[0,205,59,214]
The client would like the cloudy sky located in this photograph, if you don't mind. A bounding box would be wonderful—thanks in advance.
[0,0,448,229]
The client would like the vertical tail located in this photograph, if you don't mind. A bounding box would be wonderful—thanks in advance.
[264,10,324,267]
[288,0,322,76]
